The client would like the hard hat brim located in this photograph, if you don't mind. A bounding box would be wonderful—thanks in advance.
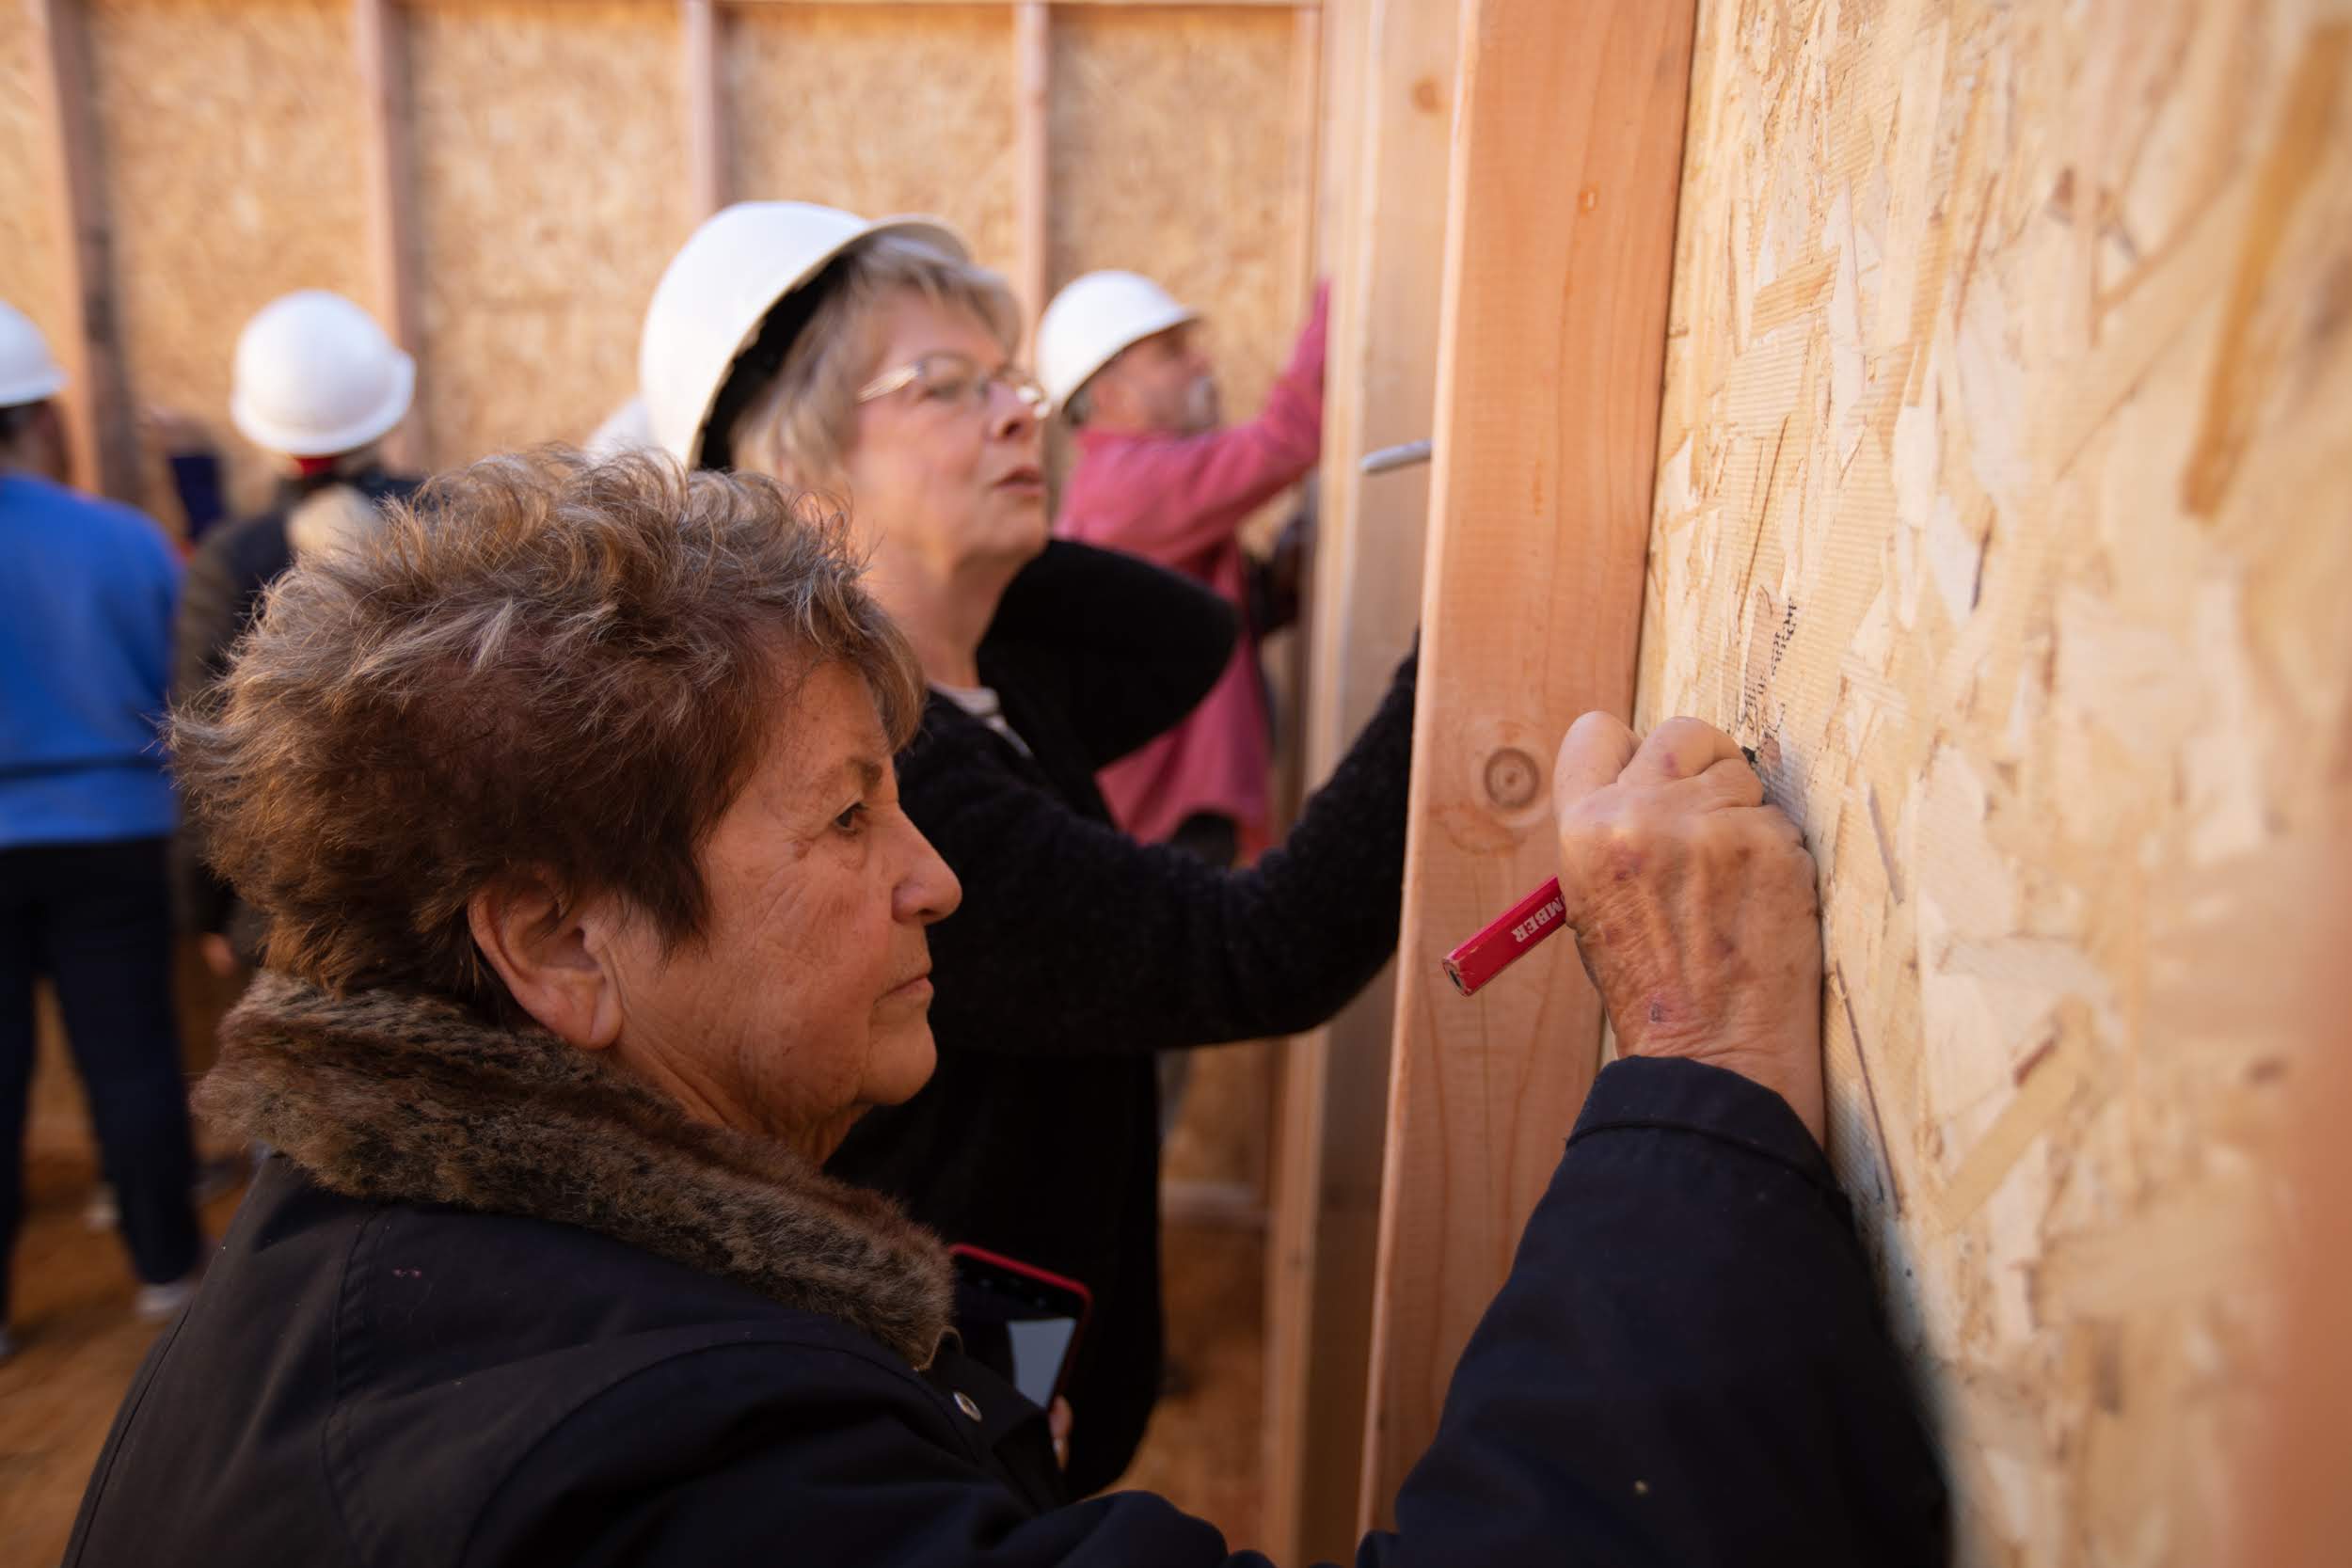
[0,364,69,408]
[668,214,969,469]
[231,349,417,458]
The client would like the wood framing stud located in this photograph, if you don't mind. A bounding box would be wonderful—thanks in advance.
[1263,0,1460,1557]
[1012,2,1051,359]
[683,0,726,223]
[1357,0,1698,1527]
[27,0,136,499]
[354,0,421,468]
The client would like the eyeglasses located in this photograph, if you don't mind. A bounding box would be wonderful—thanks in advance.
[858,352,1053,419]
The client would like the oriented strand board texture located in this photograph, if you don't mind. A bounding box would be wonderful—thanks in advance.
[406,1,688,463]
[0,18,69,382]
[85,0,369,524]
[1049,8,1307,493]
[1638,1,2352,1561]
[725,6,1017,274]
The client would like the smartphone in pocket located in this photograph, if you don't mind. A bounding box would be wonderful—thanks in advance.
[948,1244,1092,1410]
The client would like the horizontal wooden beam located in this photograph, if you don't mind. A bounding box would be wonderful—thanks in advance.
[1163,1178,1269,1232]
[716,1,1312,8]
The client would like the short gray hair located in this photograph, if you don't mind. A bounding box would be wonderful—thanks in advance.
[726,233,1022,485]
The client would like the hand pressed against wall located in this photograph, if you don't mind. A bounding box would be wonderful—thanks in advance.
[1551,713,1825,1144]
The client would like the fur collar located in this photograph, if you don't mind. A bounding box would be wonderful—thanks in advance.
[199,972,953,1368]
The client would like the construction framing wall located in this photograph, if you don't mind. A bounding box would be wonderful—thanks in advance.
[1325,0,2352,1563]
[0,0,1318,537]
[1638,1,2352,1560]
[3,0,1321,1183]
[17,1,2347,1558]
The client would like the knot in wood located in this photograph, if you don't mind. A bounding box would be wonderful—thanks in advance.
[1483,746,1542,809]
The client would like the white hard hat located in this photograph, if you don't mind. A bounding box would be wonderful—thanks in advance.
[638,200,968,468]
[1038,270,1198,411]
[0,301,69,407]
[231,290,415,458]
[583,396,656,458]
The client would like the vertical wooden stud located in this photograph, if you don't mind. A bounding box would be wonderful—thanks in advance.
[1263,0,1462,1557]
[354,0,421,468]
[1357,0,1698,1526]
[683,0,727,224]
[1012,1,1050,359]
[26,0,135,499]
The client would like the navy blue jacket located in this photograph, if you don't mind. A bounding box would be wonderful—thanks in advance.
[69,1055,1945,1566]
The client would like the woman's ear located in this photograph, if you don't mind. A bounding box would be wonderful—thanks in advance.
[468,876,629,1051]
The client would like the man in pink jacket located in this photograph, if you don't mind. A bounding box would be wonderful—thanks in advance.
[1039,272,1327,867]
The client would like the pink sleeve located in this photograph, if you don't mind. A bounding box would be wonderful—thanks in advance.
[1059,283,1329,565]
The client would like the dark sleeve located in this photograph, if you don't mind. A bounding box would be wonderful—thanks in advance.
[1353,1057,1949,1568]
[170,531,247,706]
[985,540,1238,769]
[167,451,228,541]
[911,649,1415,1055]
[169,535,247,937]
[462,1342,1276,1568]
[469,1064,1942,1568]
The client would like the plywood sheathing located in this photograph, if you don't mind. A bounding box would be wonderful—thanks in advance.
[83,0,370,522]
[1046,4,1305,506]
[405,0,689,464]
[1638,1,2352,1561]
[726,5,1017,277]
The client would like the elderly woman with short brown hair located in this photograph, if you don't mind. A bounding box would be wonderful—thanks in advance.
[66,450,1941,1565]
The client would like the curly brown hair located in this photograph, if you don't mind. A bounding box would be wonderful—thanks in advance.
[172,448,924,1019]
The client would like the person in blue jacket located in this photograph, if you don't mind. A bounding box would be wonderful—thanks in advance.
[0,303,204,1362]
[68,451,1946,1565]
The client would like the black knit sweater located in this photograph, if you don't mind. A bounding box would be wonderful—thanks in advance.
[827,540,1416,1494]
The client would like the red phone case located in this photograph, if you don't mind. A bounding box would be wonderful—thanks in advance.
[948,1243,1094,1317]
[948,1243,1094,1405]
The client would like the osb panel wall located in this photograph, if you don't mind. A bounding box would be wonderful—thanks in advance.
[0,21,68,378]
[1636,1,2352,1562]
[86,0,370,525]
[405,0,689,462]
[725,5,1017,274]
[1049,7,1308,494]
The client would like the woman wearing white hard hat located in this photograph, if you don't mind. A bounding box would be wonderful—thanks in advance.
[639,201,1419,1493]
[170,290,421,976]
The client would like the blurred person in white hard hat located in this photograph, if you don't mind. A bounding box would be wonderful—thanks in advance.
[582,394,656,458]
[1041,272,1327,1142]
[1040,272,1327,873]
[169,290,421,980]
[637,202,1412,1493]
[0,301,207,1360]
